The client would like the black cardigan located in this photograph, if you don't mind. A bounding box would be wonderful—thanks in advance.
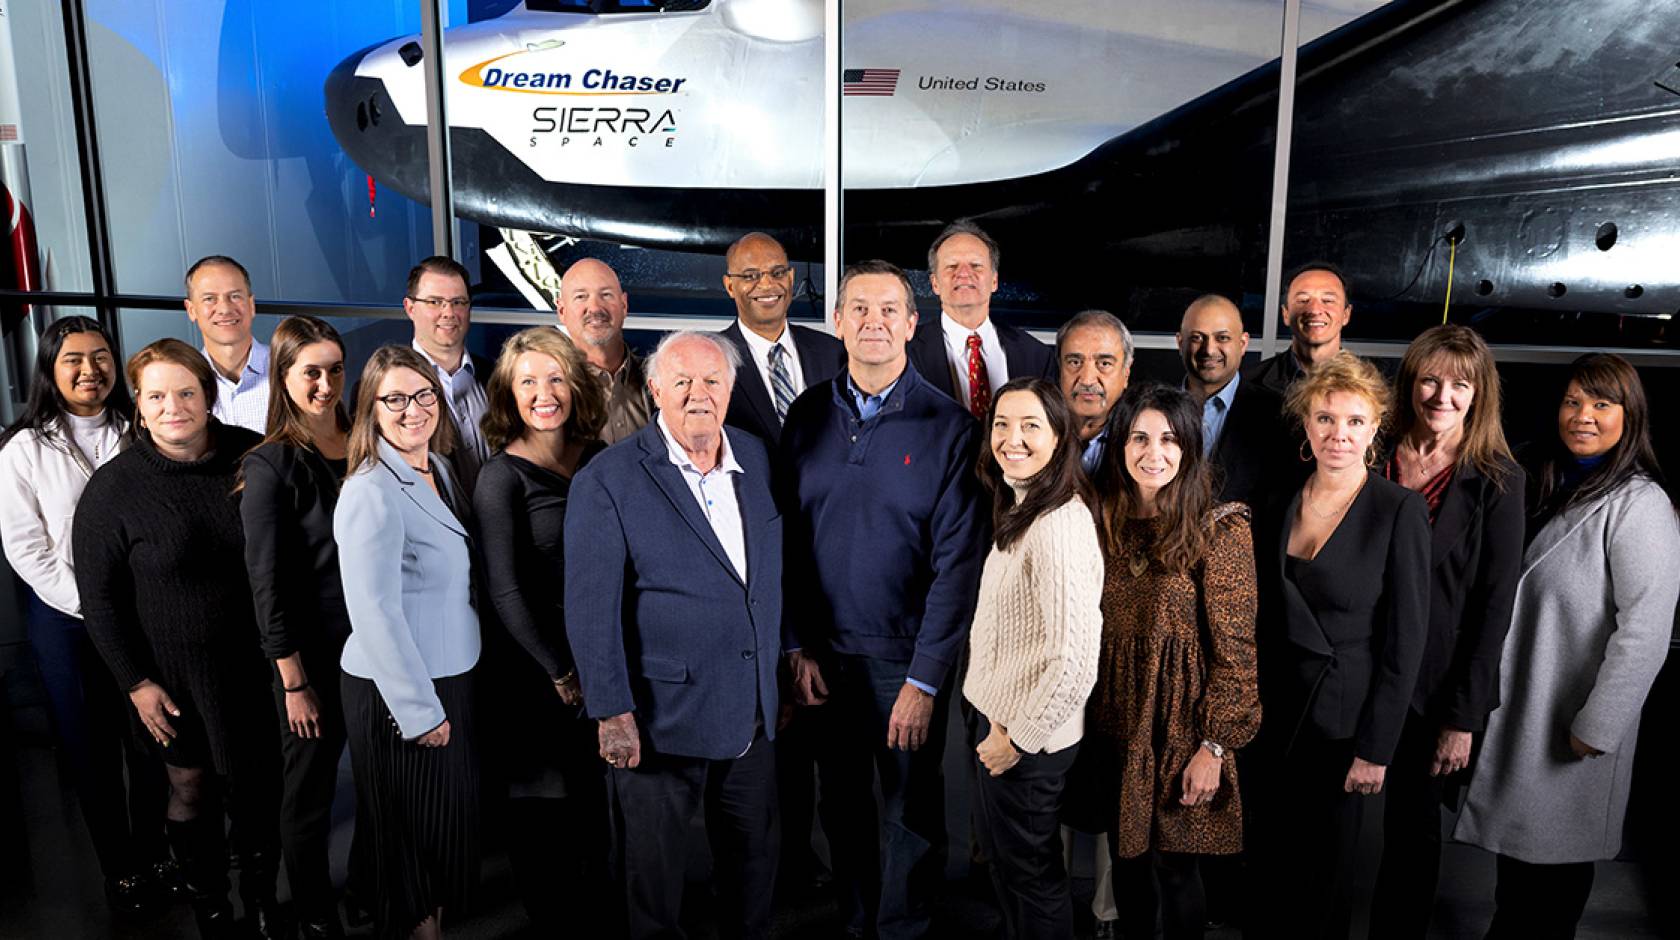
[239,439,352,662]
[1258,470,1433,765]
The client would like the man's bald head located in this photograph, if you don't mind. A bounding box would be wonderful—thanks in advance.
[559,258,629,355]
[723,232,796,336]
[1178,294,1249,396]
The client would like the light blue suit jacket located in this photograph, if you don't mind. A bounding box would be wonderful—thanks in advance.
[336,438,481,738]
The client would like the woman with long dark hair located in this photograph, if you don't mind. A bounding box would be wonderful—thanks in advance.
[238,316,355,938]
[72,338,281,938]
[1087,383,1260,940]
[335,345,480,940]
[0,317,171,915]
[963,377,1103,940]
[1368,325,1525,939]
[1455,353,1680,940]
[470,327,613,934]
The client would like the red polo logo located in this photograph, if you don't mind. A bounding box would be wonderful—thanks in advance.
[904,454,912,466]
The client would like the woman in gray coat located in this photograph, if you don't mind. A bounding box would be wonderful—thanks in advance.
[1455,353,1680,940]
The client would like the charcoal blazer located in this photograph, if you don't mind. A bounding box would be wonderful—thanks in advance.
[719,321,845,446]
[1258,470,1432,765]
[563,421,783,761]
[906,315,1055,405]
[1208,377,1292,506]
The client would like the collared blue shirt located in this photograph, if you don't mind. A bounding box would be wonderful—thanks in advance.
[1199,371,1242,456]
[1081,431,1107,474]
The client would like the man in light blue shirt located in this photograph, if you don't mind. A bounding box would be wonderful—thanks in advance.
[1178,293,1288,505]
[184,255,270,433]
[1054,310,1132,474]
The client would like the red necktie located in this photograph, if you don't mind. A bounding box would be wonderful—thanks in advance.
[966,333,991,418]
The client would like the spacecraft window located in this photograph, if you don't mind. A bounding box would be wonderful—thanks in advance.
[527,0,711,12]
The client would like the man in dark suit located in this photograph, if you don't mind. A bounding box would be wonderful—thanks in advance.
[718,232,844,446]
[1247,261,1354,397]
[564,331,783,940]
[906,221,1054,416]
[1180,294,1292,505]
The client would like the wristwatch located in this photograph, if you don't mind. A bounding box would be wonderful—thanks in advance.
[1200,739,1226,759]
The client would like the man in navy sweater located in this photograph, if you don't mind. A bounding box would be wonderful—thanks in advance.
[779,260,987,939]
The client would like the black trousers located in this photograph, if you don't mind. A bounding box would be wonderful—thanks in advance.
[1369,711,1452,940]
[608,730,778,940]
[26,591,168,879]
[814,653,952,940]
[270,646,349,922]
[1246,735,1364,940]
[1111,849,1206,940]
[774,709,826,891]
[1486,855,1596,940]
[967,715,1079,940]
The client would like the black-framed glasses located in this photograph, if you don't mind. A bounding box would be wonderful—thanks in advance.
[408,296,472,311]
[377,388,439,412]
[724,265,794,284]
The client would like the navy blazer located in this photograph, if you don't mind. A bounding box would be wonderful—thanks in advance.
[1208,376,1294,506]
[906,315,1055,405]
[718,321,845,446]
[564,421,783,761]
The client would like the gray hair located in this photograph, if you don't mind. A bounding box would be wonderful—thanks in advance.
[645,330,741,388]
[1055,309,1134,370]
[926,220,1001,275]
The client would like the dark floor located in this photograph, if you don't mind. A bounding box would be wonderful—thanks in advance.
[1,697,1671,940]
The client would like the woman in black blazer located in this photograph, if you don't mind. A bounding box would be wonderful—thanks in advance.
[1368,326,1525,940]
[238,316,355,940]
[1248,352,1431,940]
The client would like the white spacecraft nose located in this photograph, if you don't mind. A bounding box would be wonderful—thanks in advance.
[721,0,822,43]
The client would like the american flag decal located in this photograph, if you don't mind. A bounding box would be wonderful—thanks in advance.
[842,68,901,97]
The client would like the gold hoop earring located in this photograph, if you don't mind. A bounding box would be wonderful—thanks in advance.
[1365,443,1378,468]
[1299,439,1314,463]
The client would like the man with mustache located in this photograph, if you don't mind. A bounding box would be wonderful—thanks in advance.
[907,221,1055,418]
[1179,294,1288,505]
[402,255,492,491]
[1055,309,1133,474]
[1247,262,1354,398]
[186,255,270,434]
[557,257,653,444]
[718,232,844,447]
[780,260,986,940]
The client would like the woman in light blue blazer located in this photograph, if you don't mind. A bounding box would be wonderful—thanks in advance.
[335,345,481,940]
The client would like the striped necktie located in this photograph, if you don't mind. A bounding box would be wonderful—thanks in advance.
[768,343,796,423]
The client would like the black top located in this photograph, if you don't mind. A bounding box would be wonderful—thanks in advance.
[240,439,352,662]
[72,421,267,770]
[472,445,604,680]
[719,321,846,446]
[1257,470,1433,765]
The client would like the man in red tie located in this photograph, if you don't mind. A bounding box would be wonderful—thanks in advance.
[906,221,1055,417]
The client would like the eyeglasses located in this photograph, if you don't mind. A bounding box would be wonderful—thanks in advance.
[377,388,439,412]
[724,265,794,284]
[409,296,472,311]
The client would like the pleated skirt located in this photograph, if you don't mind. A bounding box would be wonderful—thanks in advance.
[342,670,480,939]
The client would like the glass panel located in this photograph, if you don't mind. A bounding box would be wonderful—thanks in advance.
[5,5,93,293]
[84,1,435,303]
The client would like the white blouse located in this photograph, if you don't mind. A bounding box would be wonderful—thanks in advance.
[0,414,127,616]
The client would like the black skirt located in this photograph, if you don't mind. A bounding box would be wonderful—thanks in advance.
[342,670,480,939]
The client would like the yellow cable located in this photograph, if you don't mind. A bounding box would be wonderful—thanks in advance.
[1442,237,1456,324]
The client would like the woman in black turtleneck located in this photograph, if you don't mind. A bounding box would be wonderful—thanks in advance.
[73,338,281,939]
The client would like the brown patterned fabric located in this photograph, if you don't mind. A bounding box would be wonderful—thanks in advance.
[1087,502,1261,858]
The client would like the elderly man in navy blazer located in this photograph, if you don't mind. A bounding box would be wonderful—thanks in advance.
[718,232,845,446]
[781,260,986,939]
[564,330,783,940]
[907,221,1055,418]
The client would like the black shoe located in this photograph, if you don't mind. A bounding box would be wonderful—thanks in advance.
[298,915,344,939]
[235,851,285,939]
[150,856,189,899]
[104,872,158,917]
[191,897,238,940]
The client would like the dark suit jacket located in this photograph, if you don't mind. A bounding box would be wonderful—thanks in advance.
[1207,376,1292,506]
[1401,456,1527,733]
[906,314,1055,405]
[563,422,783,761]
[239,440,350,663]
[1258,471,1432,765]
[718,321,845,446]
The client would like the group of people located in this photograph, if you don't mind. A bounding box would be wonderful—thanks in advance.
[0,221,1674,940]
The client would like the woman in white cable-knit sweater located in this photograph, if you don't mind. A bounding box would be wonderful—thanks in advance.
[962,377,1105,940]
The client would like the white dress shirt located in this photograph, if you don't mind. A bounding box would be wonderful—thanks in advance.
[411,340,490,467]
[736,321,807,398]
[656,412,747,581]
[939,311,1009,397]
[205,338,270,434]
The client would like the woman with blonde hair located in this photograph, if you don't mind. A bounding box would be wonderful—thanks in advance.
[470,327,613,934]
[335,345,479,939]
[1368,325,1525,939]
[1247,351,1430,939]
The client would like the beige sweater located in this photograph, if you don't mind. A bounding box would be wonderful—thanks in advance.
[962,493,1105,754]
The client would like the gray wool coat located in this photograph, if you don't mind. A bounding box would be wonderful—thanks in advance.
[1454,477,1680,864]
